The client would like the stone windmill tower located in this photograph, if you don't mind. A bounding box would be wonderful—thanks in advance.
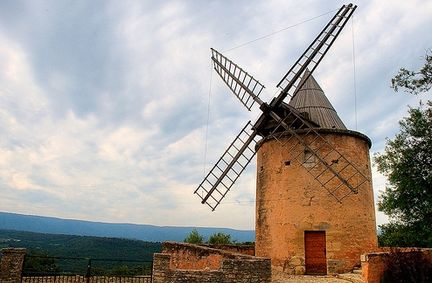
[194,3,377,275]
[255,70,377,275]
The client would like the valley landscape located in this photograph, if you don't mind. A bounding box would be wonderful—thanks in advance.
[0,211,255,243]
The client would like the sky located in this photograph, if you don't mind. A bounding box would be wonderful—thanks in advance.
[0,0,431,231]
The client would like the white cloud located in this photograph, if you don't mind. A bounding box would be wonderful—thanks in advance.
[0,0,431,230]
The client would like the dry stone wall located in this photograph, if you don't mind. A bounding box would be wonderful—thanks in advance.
[153,242,271,283]
[361,248,432,283]
[0,248,26,283]
[199,244,255,256]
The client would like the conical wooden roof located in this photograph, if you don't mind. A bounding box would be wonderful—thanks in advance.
[288,70,347,130]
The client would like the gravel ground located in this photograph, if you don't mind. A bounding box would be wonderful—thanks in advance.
[272,271,364,283]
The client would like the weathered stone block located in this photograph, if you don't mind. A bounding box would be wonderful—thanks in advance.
[0,248,26,283]
[153,242,271,283]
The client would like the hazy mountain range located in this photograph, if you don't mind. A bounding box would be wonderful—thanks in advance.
[0,212,254,242]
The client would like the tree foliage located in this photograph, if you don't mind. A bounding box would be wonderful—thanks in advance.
[374,101,432,247]
[184,229,204,244]
[23,250,60,274]
[381,249,432,283]
[184,230,236,245]
[375,49,432,247]
[391,50,432,95]
[207,232,233,245]
[1,229,159,275]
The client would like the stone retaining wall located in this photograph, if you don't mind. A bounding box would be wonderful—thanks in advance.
[199,244,255,256]
[153,242,271,283]
[361,248,432,283]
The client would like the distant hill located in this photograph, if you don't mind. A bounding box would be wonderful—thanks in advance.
[0,229,160,260]
[0,212,255,242]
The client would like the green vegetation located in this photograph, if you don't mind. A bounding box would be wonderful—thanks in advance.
[0,229,160,259]
[374,50,432,247]
[391,49,431,95]
[381,249,432,283]
[23,250,60,274]
[375,101,432,247]
[184,229,204,244]
[0,229,160,275]
[208,232,233,245]
[184,230,239,245]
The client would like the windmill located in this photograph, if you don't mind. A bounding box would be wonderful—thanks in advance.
[194,3,368,211]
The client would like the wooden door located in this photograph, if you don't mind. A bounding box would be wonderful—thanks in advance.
[304,231,327,275]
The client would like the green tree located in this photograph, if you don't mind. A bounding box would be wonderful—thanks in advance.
[184,229,204,244]
[391,49,432,95]
[375,49,432,247]
[23,250,60,274]
[207,232,233,245]
[374,102,432,246]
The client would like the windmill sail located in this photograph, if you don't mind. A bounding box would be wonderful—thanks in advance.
[194,121,260,210]
[211,48,265,111]
[272,4,356,107]
[195,3,361,210]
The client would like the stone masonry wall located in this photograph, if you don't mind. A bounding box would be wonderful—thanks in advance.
[153,242,271,283]
[162,242,224,270]
[0,248,26,283]
[361,248,432,283]
[200,244,255,256]
[161,242,255,270]
[256,131,378,275]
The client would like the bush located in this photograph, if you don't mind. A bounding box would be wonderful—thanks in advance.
[184,229,204,244]
[207,232,232,245]
[22,250,60,275]
[382,249,432,283]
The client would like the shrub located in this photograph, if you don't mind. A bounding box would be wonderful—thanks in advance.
[184,229,204,244]
[382,249,432,283]
[207,232,232,245]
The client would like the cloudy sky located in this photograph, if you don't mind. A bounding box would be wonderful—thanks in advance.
[0,0,431,231]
